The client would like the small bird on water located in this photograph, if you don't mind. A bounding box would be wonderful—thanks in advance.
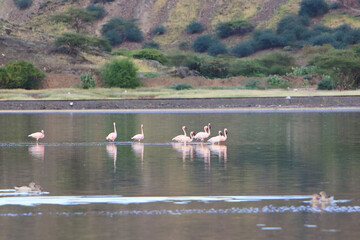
[28,130,45,143]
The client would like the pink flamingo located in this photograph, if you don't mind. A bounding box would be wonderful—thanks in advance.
[208,130,223,144]
[106,122,117,142]
[28,130,45,143]
[131,124,144,142]
[194,123,211,142]
[172,126,188,142]
[181,131,196,143]
[220,128,228,142]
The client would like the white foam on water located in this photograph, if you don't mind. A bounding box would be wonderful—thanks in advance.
[0,195,312,207]
[261,227,282,230]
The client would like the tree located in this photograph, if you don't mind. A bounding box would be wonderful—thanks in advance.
[51,8,96,33]
[100,58,140,88]
[0,61,45,89]
[101,17,144,45]
[298,0,329,17]
[55,33,111,54]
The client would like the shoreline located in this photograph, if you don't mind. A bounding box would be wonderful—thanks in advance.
[1,96,360,111]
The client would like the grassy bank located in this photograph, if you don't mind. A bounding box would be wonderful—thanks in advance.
[1,87,360,101]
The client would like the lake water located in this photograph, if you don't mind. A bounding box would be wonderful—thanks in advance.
[1,110,360,239]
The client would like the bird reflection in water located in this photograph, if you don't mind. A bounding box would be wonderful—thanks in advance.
[106,144,117,172]
[208,144,228,164]
[131,142,144,162]
[195,143,211,167]
[172,143,194,166]
[28,144,45,161]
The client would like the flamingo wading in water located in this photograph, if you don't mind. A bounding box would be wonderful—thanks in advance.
[208,130,223,144]
[131,124,144,142]
[194,123,211,142]
[28,130,45,143]
[172,126,188,142]
[181,131,196,144]
[106,122,117,142]
[220,128,228,142]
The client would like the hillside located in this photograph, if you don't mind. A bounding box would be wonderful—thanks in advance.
[1,0,360,88]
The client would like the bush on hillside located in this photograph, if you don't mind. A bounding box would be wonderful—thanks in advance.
[100,58,140,88]
[186,21,204,34]
[192,34,217,53]
[216,20,254,38]
[228,59,266,77]
[142,41,160,49]
[252,29,286,50]
[317,75,334,90]
[231,41,255,57]
[199,60,229,79]
[101,18,144,45]
[298,0,329,17]
[132,49,167,65]
[151,25,167,35]
[309,49,360,89]
[267,75,291,88]
[259,52,296,75]
[86,4,107,19]
[0,61,45,89]
[13,0,32,9]
[55,33,111,54]
[80,72,96,89]
[207,41,227,56]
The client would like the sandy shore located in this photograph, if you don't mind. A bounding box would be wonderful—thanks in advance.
[0,96,360,111]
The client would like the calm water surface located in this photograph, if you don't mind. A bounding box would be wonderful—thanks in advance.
[1,110,360,239]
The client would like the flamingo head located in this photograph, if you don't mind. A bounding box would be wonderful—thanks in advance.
[219,131,223,136]
[41,130,44,134]
[183,126,187,130]
[224,128,228,134]
[208,123,211,129]
[190,131,195,137]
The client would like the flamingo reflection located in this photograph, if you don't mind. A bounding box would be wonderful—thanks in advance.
[131,142,144,162]
[208,144,227,163]
[28,144,45,161]
[195,144,211,165]
[172,143,194,163]
[106,144,117,172]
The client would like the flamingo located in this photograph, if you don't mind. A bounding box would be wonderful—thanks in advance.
[220,128,228,142]
[131,124,144,142]
[194,123,211,142]
[28,130,45,143]
[172,126,188,142]
[15,182,43,193]
[208,130,223,144]
[319,191,334,203]
[106,122,117,142]
[181,131,196,143]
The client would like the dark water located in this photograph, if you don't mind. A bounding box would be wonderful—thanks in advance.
[1,110,360,239]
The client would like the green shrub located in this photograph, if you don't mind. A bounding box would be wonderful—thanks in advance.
[267,75,291,88]
[86,4,106,19]
[259,52,295,75]
[170,83,193,90]
[152,25,167,35]
[101,18,144,45]
[231,41,255,57]
[111,49,132,57]
[13,0,32,9]
[142,41,160,49]
[216,20,254,38]
[132,49,168,64]
[199,60,229,78]
[186,21,204,34]
[100,58,140,88]
[207,41,227,56]
[55,33,111,54]
[298,0,329,17]
[244,79,260,89]
[253,29,286,50]
[80,72,96,89]
[0,61,45,89]
[192,34,217,53]
[317,75,334,90]
[178,41,190,51]
[228,59,266,77]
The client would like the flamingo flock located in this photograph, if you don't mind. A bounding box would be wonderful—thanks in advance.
[27,122,228,144]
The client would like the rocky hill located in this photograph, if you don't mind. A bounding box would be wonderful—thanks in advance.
[1,0,360,88]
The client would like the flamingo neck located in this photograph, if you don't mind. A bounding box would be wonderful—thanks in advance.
[183,127,187,136]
